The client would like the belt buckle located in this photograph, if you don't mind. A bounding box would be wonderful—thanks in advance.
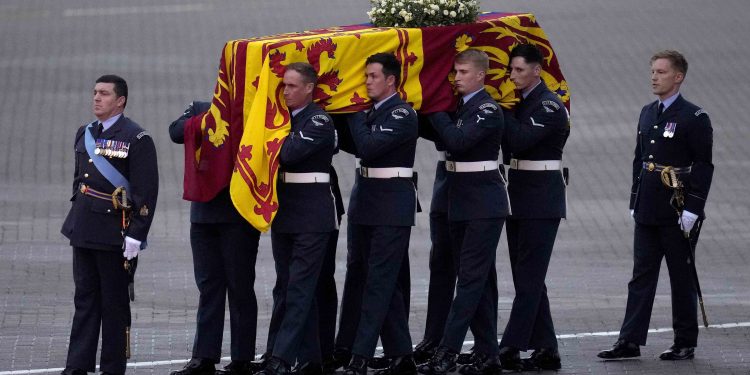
[79,184,87,194]
[647,162,655,172]
[510,159,518,169]
[360,167,368,178]
[446,161,455,172]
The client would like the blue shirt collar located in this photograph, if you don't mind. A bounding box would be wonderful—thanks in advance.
[100,113,122,131]
[522,80,542,99]
[291,103,309,118]
[659,92,680,111]
[462,88,485,105]
[374,92,398,111]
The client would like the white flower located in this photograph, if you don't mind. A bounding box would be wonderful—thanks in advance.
[443,9,449,15]
[391,7,396,13]
[450,10,456,17]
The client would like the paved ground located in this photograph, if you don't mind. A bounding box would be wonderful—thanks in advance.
[1,0,749,374]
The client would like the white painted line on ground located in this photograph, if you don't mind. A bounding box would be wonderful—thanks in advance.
[62,4,209,17]
[2,321,749,375]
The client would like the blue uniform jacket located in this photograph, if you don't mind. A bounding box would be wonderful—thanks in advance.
[630,95,713,225]
[502,81,569,219]
[347,94,418,226]
[273,103,338,233]
[429,89,510,221]
[61,116,159,251]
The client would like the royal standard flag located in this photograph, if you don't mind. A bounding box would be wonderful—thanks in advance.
[182,12,570,232]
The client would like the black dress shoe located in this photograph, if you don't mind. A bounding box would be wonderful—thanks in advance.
[290,361,323,375]
[369,355,391,370]
[374,355,417,375]
[247,354,270,374]
[596,339,640,360]
[413,340,437,365]
[60,368,87,375]
[171,358,217,375]
[258,357,290,375]
[659,345,695,360]
[458,354,502,375]
[418,346,457,375]
[343,355,368,375]
[497,347,522,371]
[216,360,256,375]
[530,348,561,370]
[455,350,474,365]
[320,356,338,375]
[327,348,351,372]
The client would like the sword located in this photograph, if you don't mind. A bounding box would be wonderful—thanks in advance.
[662,166,709,327]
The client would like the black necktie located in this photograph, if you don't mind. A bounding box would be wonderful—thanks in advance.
[657,103,664,118]
[456,98,464,113]
[93,122,103,138]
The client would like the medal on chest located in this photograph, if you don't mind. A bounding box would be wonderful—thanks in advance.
[662,122,677,138]
[94,138,130,158]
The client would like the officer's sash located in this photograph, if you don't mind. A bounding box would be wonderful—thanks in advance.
[84,122,131,192]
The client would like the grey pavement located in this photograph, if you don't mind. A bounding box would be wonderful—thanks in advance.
[1,0,749,374]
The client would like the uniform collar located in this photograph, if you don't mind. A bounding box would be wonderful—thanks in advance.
[373,92,398,111]
[659,92,680,111]
[462,87,485,105]
[291,103,310,118]
[100,113,123,132]
[522,80,543,99]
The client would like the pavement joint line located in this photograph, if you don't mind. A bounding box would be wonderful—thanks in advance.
[62,4,210,17]
[2,321,748,375]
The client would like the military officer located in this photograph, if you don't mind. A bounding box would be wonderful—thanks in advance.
[259,62,339,375]
[419,49,509,375]
[341,52,419,375]
[598,50,713,361]
[497,44,569,371]
[168,100,261,375]
[264,165,344,375]
[60,74,158,375]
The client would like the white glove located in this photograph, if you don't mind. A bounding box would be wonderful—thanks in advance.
[679,210,699,235]
[630,209,634,218]
[123,236,141,260]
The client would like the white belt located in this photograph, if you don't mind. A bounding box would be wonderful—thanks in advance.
[359,166,413,178]
[281,172,330,183]
[445,160,498,173]
[509,159,562,171]
[437,151,446,161]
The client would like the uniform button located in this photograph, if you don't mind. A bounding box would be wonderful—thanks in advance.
[653,125,658,129]
[648,155,654,159]
[88,158,93,163]
[84,173,89,178]
[107,209,111,213]
[650,140,655,144]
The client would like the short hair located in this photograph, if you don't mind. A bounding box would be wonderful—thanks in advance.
[96,74,128,107]
[509,43,543,65]
[455,48,489,71]
[285,62,318,86]
[366,53,402,87]
[650,50,688,75]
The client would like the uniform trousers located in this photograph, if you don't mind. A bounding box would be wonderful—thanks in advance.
[66,247,130,374]
[441,218,503,356]
[500,218,560,351]
[269,231,332,365]
[349,224,413,358]
[422,212,454,345]
[619,222,699,347]
[316,230,340,361]
[190,222,260,362]
[335,229,411,356]
[267,230,338,364]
